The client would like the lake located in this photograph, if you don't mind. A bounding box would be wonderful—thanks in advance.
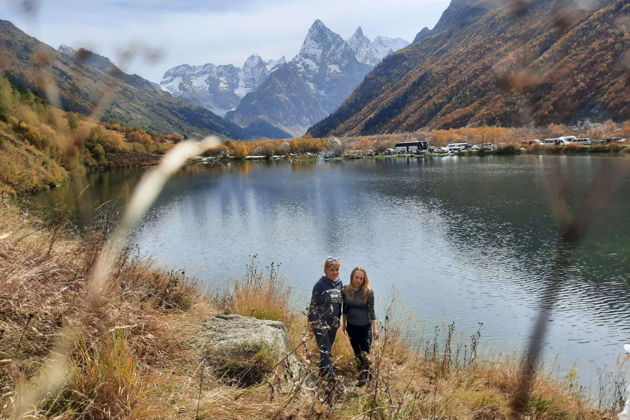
[32,154,630,392]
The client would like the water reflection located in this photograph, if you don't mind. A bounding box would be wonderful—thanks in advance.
[33,155,630,388]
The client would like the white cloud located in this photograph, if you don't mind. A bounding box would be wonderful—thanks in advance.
[1,0,450,82]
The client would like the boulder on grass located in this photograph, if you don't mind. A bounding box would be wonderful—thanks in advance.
[202,314,299,387]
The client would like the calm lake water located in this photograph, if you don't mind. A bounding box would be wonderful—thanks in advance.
[33,155,630,390]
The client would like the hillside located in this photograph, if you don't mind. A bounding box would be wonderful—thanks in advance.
[0,20,252,140]
[0,76,181,195]
[309,0,629,137]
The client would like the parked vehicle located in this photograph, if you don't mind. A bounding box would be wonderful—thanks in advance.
[559,136,577,142]
[394,141,429,154]
[447,142,471,152]
[571,137,592,145]
[480,143,496,151]
[521,139,542,146]
[542,138,571,146]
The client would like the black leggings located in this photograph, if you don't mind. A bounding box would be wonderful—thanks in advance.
[347,323,372,356]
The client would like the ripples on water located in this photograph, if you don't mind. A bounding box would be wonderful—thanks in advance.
[33,155,630,389]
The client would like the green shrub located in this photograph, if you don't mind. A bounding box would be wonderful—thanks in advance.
[0,76,15,119]
[67,113,79,130]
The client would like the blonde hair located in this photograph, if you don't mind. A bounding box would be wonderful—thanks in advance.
[323,256,340,272]
[345,266,371,303]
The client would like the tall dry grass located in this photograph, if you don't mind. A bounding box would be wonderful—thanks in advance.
[212,261,619,419]
[1,135,222,419]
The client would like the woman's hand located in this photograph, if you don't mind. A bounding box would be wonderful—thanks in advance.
[372,328,379,340]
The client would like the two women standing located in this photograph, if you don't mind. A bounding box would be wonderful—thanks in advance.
[308,257,378,386]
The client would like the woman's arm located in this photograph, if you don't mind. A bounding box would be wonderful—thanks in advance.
[308,282,322,332]
[369,291,378,339]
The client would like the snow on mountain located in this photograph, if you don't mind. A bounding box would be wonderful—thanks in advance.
[346,27,409,66]
[226,20,375,136]
[160,54,283,117]
[159,19,409,136]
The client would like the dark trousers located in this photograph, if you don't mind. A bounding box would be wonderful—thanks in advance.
[347,323,372,356]
[347,323,372,376]
[314,324,338,378]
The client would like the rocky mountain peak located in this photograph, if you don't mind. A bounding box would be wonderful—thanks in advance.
[346,29,409,67]
[266,56,286,71]
[58,44,120,75]
[243,54,264,68]
[299,19,348,63]
[352,26,365,38]
[58,44,76,56]
[414,27,431,43]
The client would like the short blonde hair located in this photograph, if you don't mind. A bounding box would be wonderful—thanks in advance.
[323,256,340,272]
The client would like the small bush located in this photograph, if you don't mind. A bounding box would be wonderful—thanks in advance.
[211,342,276,387]
[45,332,145,418]
[67,113,79,130]
[494,145,520,155]
[225,258,291,322]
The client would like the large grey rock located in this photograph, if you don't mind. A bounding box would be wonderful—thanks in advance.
[201,314,302,386]
[203,314,288,355]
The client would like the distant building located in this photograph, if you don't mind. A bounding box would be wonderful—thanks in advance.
[394,141,429,154]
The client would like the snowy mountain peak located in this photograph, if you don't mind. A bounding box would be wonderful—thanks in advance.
[292,19,356,74]
[347,27,372,64]
[244,54,264,68]
[300,19,346,61]
[160,53,284,117]
[347,30,409,66]
[265,56,286,72]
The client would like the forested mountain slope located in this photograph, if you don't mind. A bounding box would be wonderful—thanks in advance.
[0,20,252,139]
[309,0,629,136]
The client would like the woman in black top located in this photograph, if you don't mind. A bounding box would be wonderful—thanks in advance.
[342,266,378,386]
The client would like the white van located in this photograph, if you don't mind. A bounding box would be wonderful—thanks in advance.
[571,137,592,145]
[447,142,471,151]
[542,138,570,146]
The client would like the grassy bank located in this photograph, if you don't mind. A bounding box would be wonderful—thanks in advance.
[0,202,623,419]
[0,201,218,418]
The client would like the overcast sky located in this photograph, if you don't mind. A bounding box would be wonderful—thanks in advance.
[1,0,451,83]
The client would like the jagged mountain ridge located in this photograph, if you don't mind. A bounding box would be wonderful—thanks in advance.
[58,45,160,92]
[160,54,286,118]
[347,27,409,66]
[0,20,252,139]
[309,0,629,137]
[225,20,409,137]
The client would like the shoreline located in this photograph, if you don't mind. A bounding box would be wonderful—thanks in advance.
[193,143,630,164]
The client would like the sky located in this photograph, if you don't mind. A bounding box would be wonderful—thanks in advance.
[1,0,451,83]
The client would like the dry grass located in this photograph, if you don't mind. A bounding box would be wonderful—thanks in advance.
[215,264,619,419]
[0,202,622,419]
[0,201,216,418]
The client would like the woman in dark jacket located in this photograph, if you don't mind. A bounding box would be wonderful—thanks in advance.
[342,266,378,386]
[308,257,343,380]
